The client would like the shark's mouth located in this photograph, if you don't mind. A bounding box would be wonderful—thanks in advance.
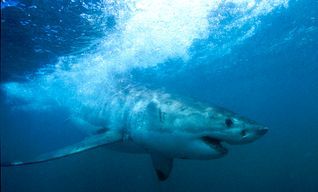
[201,136,228,154]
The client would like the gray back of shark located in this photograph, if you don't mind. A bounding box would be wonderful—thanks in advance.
[1,87,268,181]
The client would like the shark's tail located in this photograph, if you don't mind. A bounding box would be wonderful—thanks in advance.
[1,130,122,167]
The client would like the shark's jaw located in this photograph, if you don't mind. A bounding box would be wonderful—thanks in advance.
[201,136,228,155]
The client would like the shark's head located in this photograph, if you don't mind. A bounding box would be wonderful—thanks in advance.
[201,106,268,144]
[156,100,268,160]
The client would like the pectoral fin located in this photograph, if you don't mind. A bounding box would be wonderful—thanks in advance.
[1,130,122,167]
[151,153,173,181]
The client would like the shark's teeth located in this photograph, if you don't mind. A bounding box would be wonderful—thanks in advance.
[201,136,228,154]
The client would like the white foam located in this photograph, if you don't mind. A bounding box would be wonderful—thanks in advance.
[3,0,289,130]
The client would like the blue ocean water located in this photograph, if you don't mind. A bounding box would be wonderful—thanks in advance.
[1,0,318,192]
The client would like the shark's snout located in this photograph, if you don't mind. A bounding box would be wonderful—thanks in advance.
[257,127,268,136]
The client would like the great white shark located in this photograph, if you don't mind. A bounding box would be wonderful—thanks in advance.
[1,85,268,181]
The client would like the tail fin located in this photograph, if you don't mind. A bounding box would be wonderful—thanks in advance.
[1,130,122,167]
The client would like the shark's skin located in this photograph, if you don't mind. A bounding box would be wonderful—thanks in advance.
[2,85,268,181]
[112,86,267,160]
[71,86,268,180]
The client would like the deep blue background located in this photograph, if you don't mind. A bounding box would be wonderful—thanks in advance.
[1,0,318,192]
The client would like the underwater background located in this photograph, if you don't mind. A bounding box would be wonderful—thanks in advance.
[1,0,317,192]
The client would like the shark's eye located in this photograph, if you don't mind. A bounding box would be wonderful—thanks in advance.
[225,118,233,128]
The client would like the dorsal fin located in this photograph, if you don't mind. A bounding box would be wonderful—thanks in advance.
[146,102,162,127]
[1,130,122,167]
